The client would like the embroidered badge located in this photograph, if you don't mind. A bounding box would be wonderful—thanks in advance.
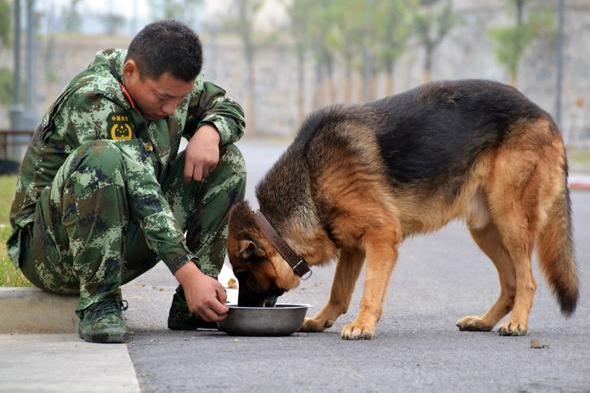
[107,113,134,141]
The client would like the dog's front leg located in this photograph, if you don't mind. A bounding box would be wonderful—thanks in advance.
[300,248,365,332]
[341,227,400,340]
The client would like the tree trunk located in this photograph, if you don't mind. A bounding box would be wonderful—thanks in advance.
[510,72,518,87]
[356,72,367,104]
[369,71,377,101]
[313,62,324,110]
[512,0,525,87]
[423,47,433,83]
[343,60,352,103]
[385,60,395,96]
[326,62,337,103]
[246,54,256,134]
[297,53,306,124]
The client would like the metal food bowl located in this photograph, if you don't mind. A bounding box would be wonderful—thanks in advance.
[217,304,310,336]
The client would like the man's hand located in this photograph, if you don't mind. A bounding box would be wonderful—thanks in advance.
[184,124,221,182]
[174,262,228,322]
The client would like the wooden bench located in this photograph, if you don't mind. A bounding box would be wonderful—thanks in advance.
[0,129,34,160]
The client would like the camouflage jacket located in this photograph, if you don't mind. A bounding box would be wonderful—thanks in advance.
[8,48,245,273]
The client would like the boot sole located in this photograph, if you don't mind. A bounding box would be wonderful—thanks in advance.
[79,329,129,343]
[168,319,219,331]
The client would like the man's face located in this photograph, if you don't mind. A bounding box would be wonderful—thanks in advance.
[123,60,194,121]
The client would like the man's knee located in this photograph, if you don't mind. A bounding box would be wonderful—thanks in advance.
[75,140,125,177]
[58,140,126,202]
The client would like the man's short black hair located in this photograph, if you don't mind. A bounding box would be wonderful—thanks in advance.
[126,20,202,82]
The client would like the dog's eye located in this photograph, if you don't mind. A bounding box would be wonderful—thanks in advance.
[250,256,267,264]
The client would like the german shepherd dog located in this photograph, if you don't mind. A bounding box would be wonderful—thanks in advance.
[228,79,578,340]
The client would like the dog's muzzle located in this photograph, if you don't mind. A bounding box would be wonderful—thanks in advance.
[235,270,285,307]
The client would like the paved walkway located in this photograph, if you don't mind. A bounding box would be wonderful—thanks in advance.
[0,334,140,393]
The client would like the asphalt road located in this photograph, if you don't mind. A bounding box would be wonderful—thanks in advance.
[125,139,590,393]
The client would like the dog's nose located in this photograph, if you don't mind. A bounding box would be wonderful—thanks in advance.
[262,295,278,307]
[270,286,285,298]
[234,270,251,283]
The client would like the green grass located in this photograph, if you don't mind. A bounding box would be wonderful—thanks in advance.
[0,176,18,221]
[0,176,31,287]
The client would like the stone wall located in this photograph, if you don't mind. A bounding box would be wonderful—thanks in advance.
[1,1,589,145]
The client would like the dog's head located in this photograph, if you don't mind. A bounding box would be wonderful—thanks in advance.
[227,201,301,307]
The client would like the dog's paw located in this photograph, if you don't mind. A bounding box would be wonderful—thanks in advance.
[300,318,332,332]
[341,323,375,340]
[498,321,528,336]
[456,316,493,332]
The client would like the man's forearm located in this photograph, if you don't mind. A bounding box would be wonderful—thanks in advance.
[184,79,246,146]
[192,124,221,145]
[174,260,203,286]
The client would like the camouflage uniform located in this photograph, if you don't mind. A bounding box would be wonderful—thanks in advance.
[7,49,246,315]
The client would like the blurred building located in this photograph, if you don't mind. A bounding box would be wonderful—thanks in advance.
[1,0,589,146]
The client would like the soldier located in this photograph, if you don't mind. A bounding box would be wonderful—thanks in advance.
[6,20,246,343]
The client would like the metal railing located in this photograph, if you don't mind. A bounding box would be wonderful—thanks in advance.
[0,130,34,160]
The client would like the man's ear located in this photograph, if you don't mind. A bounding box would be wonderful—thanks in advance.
[123,59,139,81]
[238,239,266,260]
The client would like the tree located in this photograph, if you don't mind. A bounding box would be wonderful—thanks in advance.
[374,0,413,95]
[0,68,12,105]
[286,0,313,122]
[490,0,554,86]
[307,0,338,108]
[222,0,264,134]
[0,0,12,106]
[0,0,10,47]
[327,0,366,102]
[328,0,413,101]
[412,0,457,82]
[102,12,126,35]
[148,0,204,29]
[63,0,83,33]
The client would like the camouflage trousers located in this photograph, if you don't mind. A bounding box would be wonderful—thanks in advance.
[19,141,246,314]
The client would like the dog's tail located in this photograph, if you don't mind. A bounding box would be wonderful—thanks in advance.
[536,163,578,317]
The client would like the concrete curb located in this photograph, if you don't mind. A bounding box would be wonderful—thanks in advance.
[0,287,78,334]
[569,182,590,191]
[569,173,590,191]
[0,264,238,335]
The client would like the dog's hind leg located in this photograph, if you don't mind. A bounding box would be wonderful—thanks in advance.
[494,224,536,336]
[457,221,516,332]
[485,137,547,336]
[300,248,365,333]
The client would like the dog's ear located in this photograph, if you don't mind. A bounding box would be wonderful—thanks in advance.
[238,239,266,260]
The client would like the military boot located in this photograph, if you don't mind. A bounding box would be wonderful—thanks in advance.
[167,286,217,330]
[78,297,129,343]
